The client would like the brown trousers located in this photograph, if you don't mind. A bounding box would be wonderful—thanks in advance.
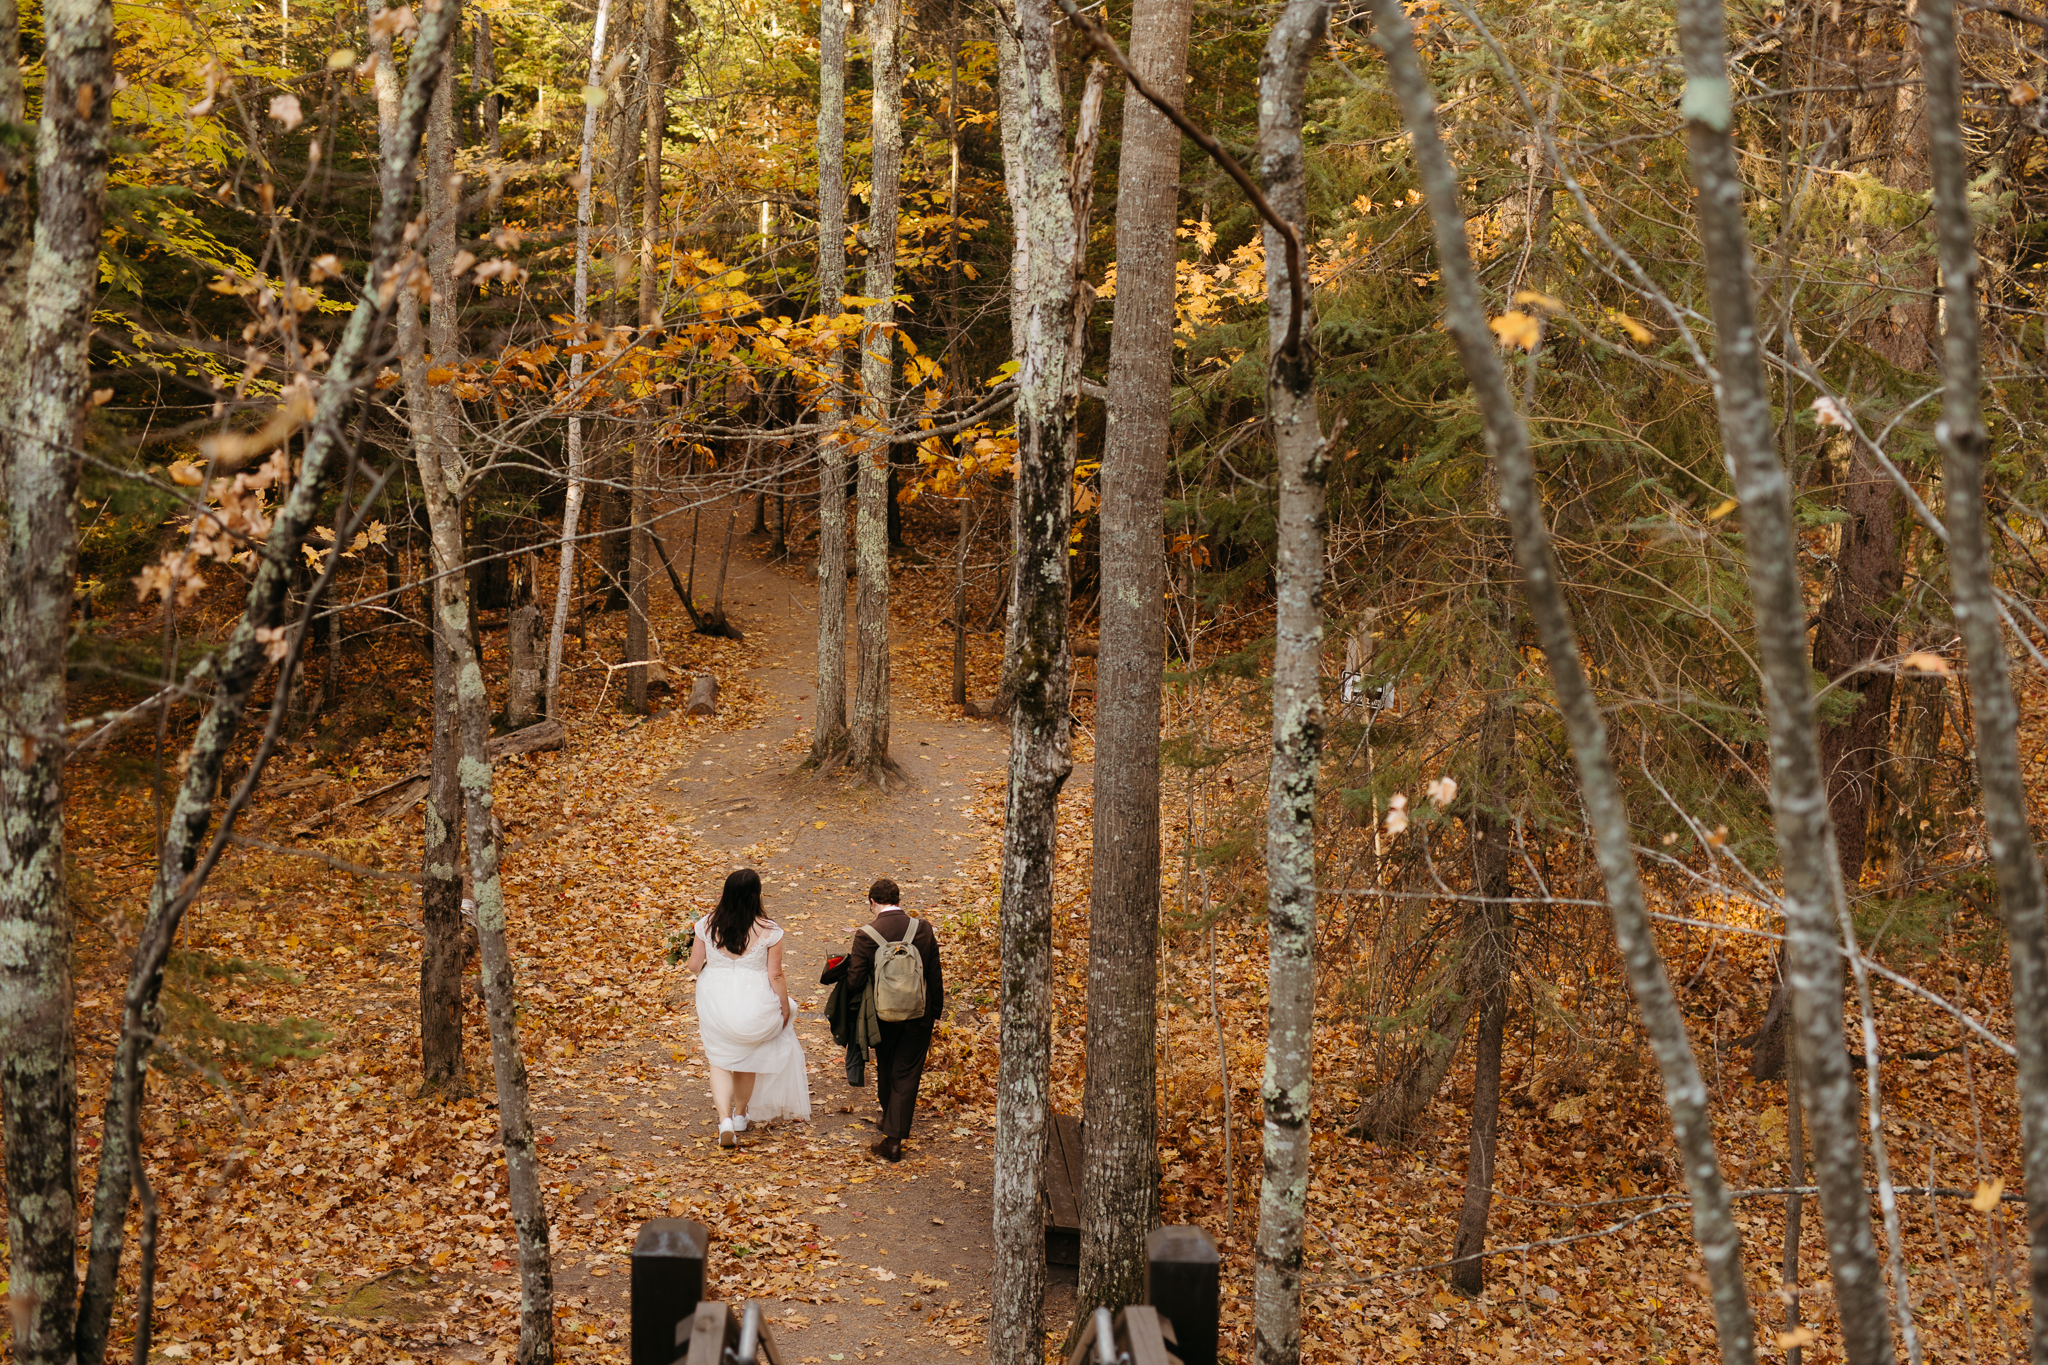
[874,1018,933,1139]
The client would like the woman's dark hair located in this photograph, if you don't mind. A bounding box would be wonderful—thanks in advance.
[708,868,765,955]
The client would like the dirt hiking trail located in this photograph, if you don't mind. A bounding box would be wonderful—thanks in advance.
[528,517,1071,1365]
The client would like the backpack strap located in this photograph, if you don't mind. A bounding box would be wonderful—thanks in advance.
[899,917,922,945]
[861,924,890,948]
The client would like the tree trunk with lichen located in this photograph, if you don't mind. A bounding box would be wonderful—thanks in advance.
[1920,4,2048,1359]
[809,0,850,766]
[75,8,462,1358]
[626,0,668,716]
[1369,0,1761,1358]
[546,0,615,717]
[0,0,110,1357]
[987,3,1095,1359]
[1674,2,1893,1360]
[1252,10,1329,1365]
[412,67,556,1359]
[378,15,468,1100]
[849,0,902,782]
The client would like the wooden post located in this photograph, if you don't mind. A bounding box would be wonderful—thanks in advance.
[632,1218,708,1365]
[1145,1226,1218,1365]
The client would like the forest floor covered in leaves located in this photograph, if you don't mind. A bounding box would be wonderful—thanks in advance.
[33,498,2042,1364]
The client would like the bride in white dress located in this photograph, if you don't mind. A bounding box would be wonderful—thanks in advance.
[684,868,811,1144]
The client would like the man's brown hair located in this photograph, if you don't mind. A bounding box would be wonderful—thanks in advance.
[868,877,901,906]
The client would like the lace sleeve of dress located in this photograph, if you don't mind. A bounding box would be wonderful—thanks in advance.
[758,921,785,949]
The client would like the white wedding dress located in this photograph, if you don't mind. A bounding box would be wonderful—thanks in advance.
[693,918,811,1123]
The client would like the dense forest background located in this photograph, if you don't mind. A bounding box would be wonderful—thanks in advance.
[9,0,2048,1360]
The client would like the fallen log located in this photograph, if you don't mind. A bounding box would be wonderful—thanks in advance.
[303,718,568,829]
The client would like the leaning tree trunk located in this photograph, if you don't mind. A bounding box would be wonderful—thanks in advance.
[75,7,462,1358]
[546,0,615,717]
[1921,4,2048,1360]
[1252,9,1329,1364]
[1368,2,1760,1359]
[1076,0,1191,1319]
[1674,3,1896,1361]
[809,0,851,765]
[0,0,110,1357]
[1345,989,1473,1141]
[986,8,1100,1363]
[849,0,902,781]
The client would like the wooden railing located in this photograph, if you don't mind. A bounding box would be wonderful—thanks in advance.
[629,1219,1218,1365]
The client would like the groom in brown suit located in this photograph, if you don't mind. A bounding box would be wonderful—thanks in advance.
[844,877,944,1162]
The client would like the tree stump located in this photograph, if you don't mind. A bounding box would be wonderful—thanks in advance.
[686,673,718,715]
[506,604,541,728]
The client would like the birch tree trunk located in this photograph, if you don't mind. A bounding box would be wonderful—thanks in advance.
[421,619,467,1091]
[809,0,851,765]
[414,217,558,1365]
[75,6,462,1356]
[0,0,111,1356]
[1251,9,1329,1363]
[626,0,668,716]
[849,0,902,781]
[1367,2,1760,1359]
[373,0,464,1096]
[987,7,1098,1360]
[405,44,469,1099]
[1919,5,2048,1359]
[546,0,615,717]
[595,34,641,613]
[1077,0,1190,1317]
[1674,3,1894,1360]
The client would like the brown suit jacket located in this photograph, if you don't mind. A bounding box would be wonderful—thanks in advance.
[845,906,944,1025]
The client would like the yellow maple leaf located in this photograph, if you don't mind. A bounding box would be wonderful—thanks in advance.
[1606,309,1655,344]
[1973,1177,2005,1211]
[1489,311,1541,351]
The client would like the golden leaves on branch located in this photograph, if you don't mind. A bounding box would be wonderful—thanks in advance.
[197,384,316,466]
[138,447,296,605]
